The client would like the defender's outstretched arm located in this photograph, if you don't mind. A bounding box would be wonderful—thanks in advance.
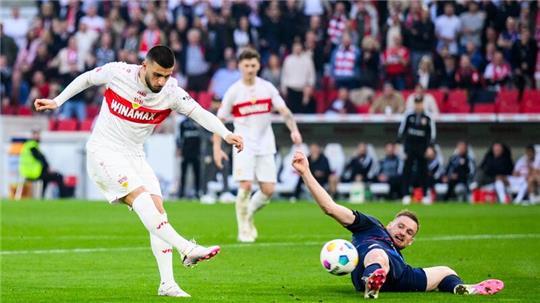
[292,151,355,226]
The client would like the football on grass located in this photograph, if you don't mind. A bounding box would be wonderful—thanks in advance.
[320,239,359,275]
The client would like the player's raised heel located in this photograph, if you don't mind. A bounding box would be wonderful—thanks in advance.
[158,282,191,297]
[182,244,221,267]
[454,279,504,295]
[363,268,387,299]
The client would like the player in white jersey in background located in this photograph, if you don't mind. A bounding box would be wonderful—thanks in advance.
[213,48,302,243]
[34,45,244,298]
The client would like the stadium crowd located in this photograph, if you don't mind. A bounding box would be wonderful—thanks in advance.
[1,0,540,122]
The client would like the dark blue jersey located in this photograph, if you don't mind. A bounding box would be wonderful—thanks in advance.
[345,210,426,292]
[346,210,404,263]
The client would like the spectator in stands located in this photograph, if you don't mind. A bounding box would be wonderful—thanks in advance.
[408,8,435,74]
[415,56,439,90]
[106,8,126,45]
[259,1,284,56]
[94,33,116,68]
[233,16,257,51]
[122,24,140,53]
[330,31,361,89]
[349,0,379,41]
[341,142,373,183]
[27,71,51,107]
[19,130,69,198]
[325,87,356,115]
[443,141,475,201]
[358,36,380,89]
[511,145,540,204]
[176,118,203,199]
[294,143,334,199]
[398,96,436,204]
[0,55,12,107]
[260,53,281,89]
[376,142,402,199]
[209,58,241,102]
[384,13,404,50]
[304,30,326,79]
[464,41,484,70]
[459,1,485,49]
[281,40,316,113]
[424,145,442,198]
[405,84,439,115]
[455,54,482,90]
[511,28,537,90]
[80,4,105,33]
[185,29,210,92]
[484,51,512,90]
[370,82,404,114]
[3,6,29,51]
[301,0,330,17]
[497,17,519,61]
[327,1,348,48]
[74,21,99,65]
[138,15,165,59]
[435,2,461,55]
[382,35,409,90]
[474,142,514,203]
[0,23,18,67]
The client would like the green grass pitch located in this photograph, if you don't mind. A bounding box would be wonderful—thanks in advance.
[1,200,539,302]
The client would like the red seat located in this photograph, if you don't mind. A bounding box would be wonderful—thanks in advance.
[447,90,468,104]
[497,101,520,113]
[86,104,100,119]
[79,118,94,131]
[356,104,370,113]
[49,119,57,131]
[197,91,213,109]
[427,90,446,109]
[444,102,470,113]
[496,90,519,105]
[473,103,496,113]
[56,119,78,131]
[17,106,33,116]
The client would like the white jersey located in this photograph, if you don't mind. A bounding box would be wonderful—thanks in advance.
[54,62,230,156]
[217,77,285,155]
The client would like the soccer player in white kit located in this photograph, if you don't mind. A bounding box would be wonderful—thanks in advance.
[34,46,244,297]
[213,48,302,243]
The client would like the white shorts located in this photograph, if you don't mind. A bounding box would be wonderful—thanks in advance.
[86,147,162,203]
[233,150,276,183]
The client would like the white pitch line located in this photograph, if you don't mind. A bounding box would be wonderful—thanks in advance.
[1,233,539,256]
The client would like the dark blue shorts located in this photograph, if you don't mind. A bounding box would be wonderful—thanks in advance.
[351,241,427,292]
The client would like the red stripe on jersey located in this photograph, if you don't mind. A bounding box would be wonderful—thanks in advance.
[231,99,272,117]
[104,88,171,124]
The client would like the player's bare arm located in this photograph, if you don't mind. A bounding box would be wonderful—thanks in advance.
[277,106,302,144]
[292,151,355,225]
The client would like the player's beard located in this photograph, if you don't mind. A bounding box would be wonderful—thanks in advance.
[145,73,163,93]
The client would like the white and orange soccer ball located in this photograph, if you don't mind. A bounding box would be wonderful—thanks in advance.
[320,239,359,275]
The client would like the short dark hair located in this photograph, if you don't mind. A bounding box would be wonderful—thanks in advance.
[146,45,175,68]
[237,47,260,63]
[395,210,420,231]
[526,144,535,152]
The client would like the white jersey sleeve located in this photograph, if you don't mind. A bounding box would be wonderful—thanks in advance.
[170,86,199,116]
[269,82,286,110]
[217,85,236,119]
[170,85,232,139]
[53,62,120,107]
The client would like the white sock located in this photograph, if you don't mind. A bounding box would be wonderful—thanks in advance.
[150,233,174,285]
[236,188,250,234]
[132,192,194,255]
[248,190,271,215]
[514,180,528,203]
[494,180,507,203]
